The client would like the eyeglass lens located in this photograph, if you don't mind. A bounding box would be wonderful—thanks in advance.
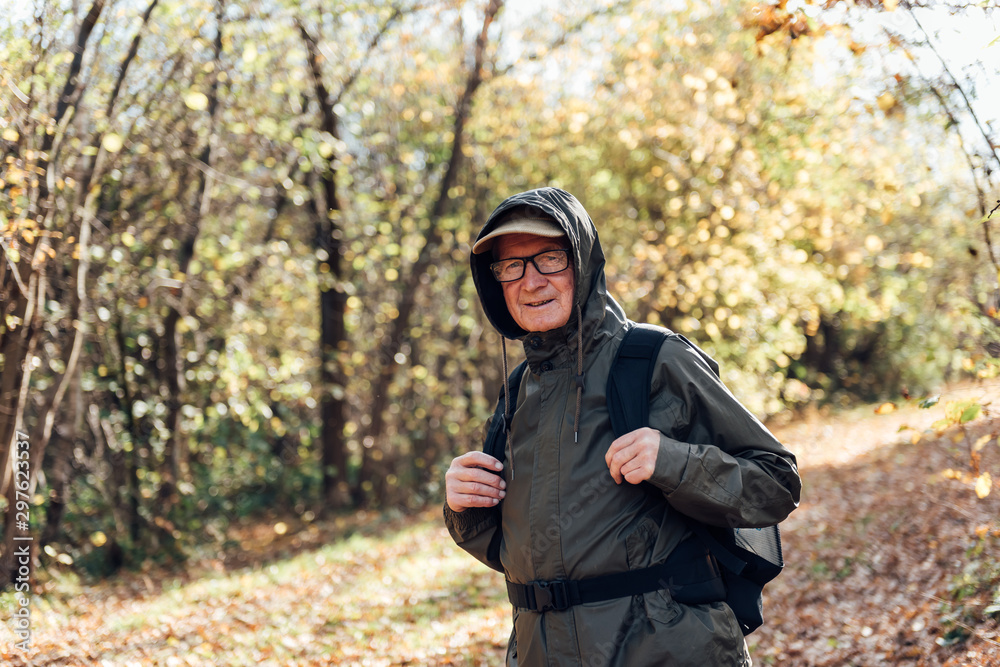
[491,249,569,282]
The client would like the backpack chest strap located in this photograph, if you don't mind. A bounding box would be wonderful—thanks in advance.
[505,536,724,613]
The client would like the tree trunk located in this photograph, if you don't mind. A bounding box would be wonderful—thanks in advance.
[0,263,36,504]
[0,0,107,589]
[30,0,106,217]
[40,425,74,549]
[160,0,224,506]
[111,310,143,545]
[298,22,350,510]
[0,276,41,589]
[358,0,505,504]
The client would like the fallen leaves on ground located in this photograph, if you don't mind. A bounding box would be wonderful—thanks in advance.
[1,513,509,666]
[2,382,999,666]
[758,382,1000,666]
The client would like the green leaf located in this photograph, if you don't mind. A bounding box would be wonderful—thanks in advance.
[919,395,940,409]
[959,403,981,424]
[931,418,951,433]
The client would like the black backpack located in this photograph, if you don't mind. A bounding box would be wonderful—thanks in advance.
[483,323,784,635]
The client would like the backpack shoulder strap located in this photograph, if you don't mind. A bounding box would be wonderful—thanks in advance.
[483,360,528,464]
[607,324,784,635]
[606,323,670,437]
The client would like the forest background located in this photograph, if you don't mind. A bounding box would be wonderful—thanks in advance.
[0,0,999,616]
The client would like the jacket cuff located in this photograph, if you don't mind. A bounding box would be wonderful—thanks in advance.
[649,434,691,494]
[443,502,498,539]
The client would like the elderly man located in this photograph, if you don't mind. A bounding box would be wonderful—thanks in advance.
[444,187,800,666]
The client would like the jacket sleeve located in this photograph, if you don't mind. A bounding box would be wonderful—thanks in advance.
[443,503,505,573]
[644,334,801,528]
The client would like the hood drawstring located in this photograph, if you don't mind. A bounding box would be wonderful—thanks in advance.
[574,302,584,444]
[501,337,514,480]
[502,303,584,472]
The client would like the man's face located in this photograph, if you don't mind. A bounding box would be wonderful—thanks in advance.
[495,233,575,333]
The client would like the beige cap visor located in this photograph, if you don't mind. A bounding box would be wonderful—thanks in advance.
[472,217,565,254]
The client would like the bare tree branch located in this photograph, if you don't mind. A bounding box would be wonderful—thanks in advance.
[903,2,1000,172]
[494,0,636,78]
[333,5,408,106]
[106,0,160,119]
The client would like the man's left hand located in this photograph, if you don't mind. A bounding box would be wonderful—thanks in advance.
[605,427,661,485]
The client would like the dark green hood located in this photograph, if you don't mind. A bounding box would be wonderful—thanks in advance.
[471,187,611,341]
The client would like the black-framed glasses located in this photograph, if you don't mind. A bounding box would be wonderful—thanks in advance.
[490,249,571,283]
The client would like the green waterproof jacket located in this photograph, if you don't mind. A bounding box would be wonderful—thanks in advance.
[445,187,801,666]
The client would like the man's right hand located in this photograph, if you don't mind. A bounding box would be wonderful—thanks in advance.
[445,452,506,512]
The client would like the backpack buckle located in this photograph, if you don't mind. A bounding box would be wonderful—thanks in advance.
[528,579,573,612]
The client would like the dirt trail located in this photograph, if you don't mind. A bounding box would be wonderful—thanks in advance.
[768,378,1000,469]
[756,380,1000,666]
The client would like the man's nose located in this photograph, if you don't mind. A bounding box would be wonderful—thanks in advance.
[521,261,548,287]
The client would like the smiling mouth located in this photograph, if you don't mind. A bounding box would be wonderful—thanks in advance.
[525,299,554,308]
